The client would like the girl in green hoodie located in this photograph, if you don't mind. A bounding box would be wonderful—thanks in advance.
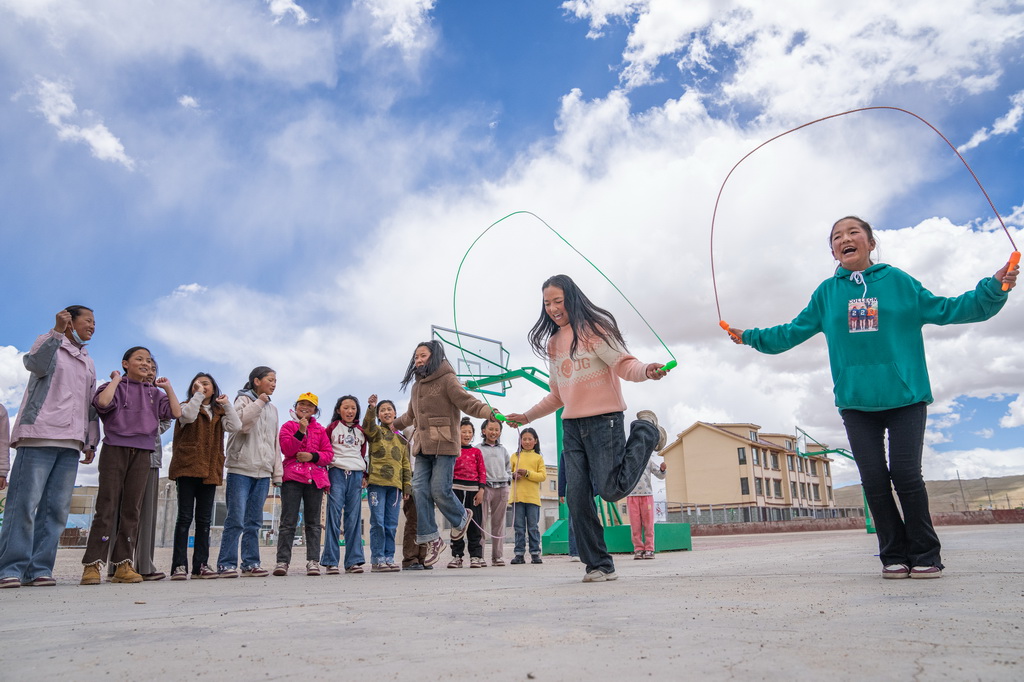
[729,216,1018,580]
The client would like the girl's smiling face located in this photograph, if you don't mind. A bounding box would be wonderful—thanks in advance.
[830,218,875,272]
[294,399,317,420]
[195,377,214,401]
[377,402,396,426]
[543,285,569,327]
[123,349,153,382]
[483,421,501,445]
[520,432,537,451]
[339,398,358,424]
[460,423,474,447]
[253,372,277,396]
[70,310,96,343]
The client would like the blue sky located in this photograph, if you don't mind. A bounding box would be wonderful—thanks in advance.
[1,0,1023,489]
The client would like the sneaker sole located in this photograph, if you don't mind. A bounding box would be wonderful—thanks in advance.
[910,571,942,579]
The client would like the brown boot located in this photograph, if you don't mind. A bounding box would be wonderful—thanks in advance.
[80,564,101,586]
[111,562,143,584]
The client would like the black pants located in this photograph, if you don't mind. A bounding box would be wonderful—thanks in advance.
[842,402,942,568]
[276,480,325,564]
[450,487,483,559]
[172,477,217,574]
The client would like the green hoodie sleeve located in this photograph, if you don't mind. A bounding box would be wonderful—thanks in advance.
[916,276,1008,326]
[742,287,825,355]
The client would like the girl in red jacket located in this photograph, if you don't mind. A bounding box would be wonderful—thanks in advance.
[274,392,333,577]
[448,418,487,568]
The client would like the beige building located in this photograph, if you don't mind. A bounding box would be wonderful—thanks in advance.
[661,422,837,522]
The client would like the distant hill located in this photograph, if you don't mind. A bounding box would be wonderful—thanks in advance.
[834,474,1024,511]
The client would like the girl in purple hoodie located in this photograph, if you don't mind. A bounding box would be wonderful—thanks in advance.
[80,347,181,585]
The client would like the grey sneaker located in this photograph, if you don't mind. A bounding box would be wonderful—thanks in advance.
[582,569,618,583]
[636,410,667,451]
[305,561,321,576]
[272,563,289,577]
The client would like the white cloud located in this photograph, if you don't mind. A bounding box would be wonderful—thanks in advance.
[177,95,199,109]
[267,0,315,26]
[958,90,1024,152]
[974,428,994,439]
[1001,394,1024,428]
[31,78,135,169]
[359,0,436,51]
[0,346,28,410]
[561,1,1024,116]
[925,445,1024,481]
[172,283,208,297]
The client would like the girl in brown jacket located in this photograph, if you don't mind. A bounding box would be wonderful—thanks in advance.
[168,372,241,579]
[393,341,497,567]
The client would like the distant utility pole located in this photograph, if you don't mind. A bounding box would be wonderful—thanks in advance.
[984,477,994,508]
[956,470,968,511]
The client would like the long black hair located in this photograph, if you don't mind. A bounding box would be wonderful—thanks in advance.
[243,366,275,392]
[527,274,626,360]
[331,395,361,425]
[400,340,446,392]
[185,371,221,402]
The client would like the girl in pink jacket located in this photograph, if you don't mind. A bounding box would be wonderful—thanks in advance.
[273,393,333,577]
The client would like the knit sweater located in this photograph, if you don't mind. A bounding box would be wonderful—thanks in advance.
[523,327,649,422]
[508,449,546,506]
[479,440,511,486]
[453,445,486,489]
[362,410,412,494]
[393,361,495,456]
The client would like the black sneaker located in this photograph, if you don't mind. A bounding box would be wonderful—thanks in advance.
[531,555,543,564]
[510,555,525,565]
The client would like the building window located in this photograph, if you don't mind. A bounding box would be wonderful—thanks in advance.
[787,455,795,471]
[737,447,746,465]
[827,486,833,502]
[809,460,818,476]
[825,462,831,477]
[797,458,804,473]
[790,481,797,499]
[752,448,760,466]
[740,477,750,495]
[754,478,763,496]
[773,479,782,498]
[800,482,806,498]
[550,481,557,492]
[785,439,793,450]
[812,484,821,501]
[749,430,757,441]
[770,453,779,470]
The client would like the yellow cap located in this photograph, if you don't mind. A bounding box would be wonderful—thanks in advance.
[297,392,319,407]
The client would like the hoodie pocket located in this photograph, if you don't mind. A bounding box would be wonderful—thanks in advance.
[835,363,914,410]
[427,417,453,444]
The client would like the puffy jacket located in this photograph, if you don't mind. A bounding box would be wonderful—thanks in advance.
[225,391,282,483]
[279,416,332,489]
[11,329,98,452]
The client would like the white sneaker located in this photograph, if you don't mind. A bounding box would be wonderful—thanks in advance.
[582,569,618,583]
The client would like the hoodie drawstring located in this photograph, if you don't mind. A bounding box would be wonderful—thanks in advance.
[850,270,868,298]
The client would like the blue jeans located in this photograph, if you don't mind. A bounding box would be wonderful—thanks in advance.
[841,403,942,568]
[562,412,658,574]
[0,447,79,582]
[366,484,401,564]
[412,454,468,544]
[217,473,269,571]
[321,468,365,568]
[513,503,541,557]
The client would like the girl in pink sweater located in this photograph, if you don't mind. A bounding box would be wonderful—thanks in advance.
[506,275,668,583]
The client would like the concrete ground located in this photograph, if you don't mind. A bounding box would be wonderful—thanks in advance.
[0,525,1021,681]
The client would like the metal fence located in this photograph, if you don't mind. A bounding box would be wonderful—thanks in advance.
[667,504,865,525]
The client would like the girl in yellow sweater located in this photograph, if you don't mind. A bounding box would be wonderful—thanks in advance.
[508,429,547,565]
